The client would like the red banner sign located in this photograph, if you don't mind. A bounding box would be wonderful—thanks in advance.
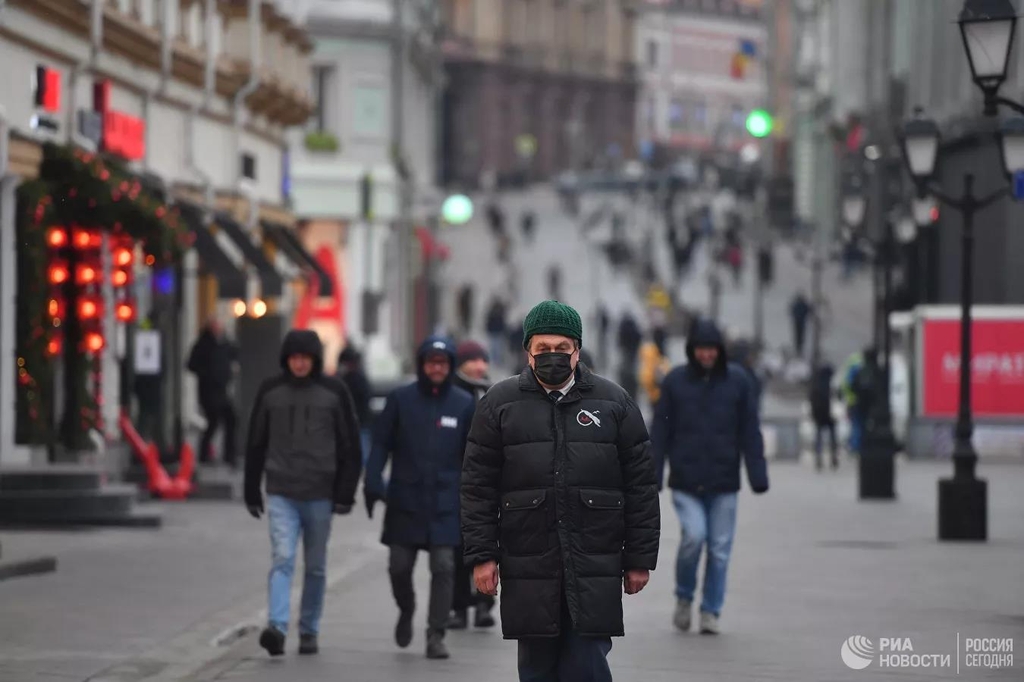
[921,318,1024,418]
[93,79,145,160]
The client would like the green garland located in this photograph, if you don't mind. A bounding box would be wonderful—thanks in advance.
[15,142,192,448]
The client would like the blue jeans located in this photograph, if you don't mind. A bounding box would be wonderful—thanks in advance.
[267,495,333,635]
[360,428,371,467]
[672,490,738,617]
[517,594,612,682]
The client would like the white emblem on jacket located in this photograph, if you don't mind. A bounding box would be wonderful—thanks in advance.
[576,409,601,427]
[439,416,459,429]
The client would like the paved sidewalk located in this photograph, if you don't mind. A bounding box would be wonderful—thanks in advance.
[188,462,1024,682]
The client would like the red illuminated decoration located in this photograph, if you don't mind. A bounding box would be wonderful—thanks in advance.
[112,269,130,287]
[71,227,101,249]
[47,227,67,248]
[48,298,65,319]
[47,336,62,357]
[35,66,62,113]
[113,246,133,267]
[115,301,135,322]
[77,297,100,320]
[84,331,105,353]
[75,264,98,285]
[48,262,69,284]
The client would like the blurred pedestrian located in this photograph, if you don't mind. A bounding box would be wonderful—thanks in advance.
[507,315,527,369]
[849,348,882,455]
[487,202,506,237]
[364,336,475,660]
[457,284,475,337]
[187,317,238,466]
[638,327,671,408]
[789,292,812,357]
[596,304,611,368]
[728,338,762,412]
[336,343,372,465]
[616,313,643,399]
[461,300,660,682]
[521,210,536,243]
[809,363,839,470]
[243,330,363,657]
[547,265,562,301]
[485,297,508,370]
[446,341,497,631]
[651,319,768,635]
[839,350,865,453]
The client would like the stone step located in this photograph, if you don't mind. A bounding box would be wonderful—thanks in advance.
[0,485,160,527]
[0,467,104,493]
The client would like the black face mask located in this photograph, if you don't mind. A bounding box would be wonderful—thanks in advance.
[532,352,574,386]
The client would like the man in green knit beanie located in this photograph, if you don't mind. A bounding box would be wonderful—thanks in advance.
[461,299,660,682]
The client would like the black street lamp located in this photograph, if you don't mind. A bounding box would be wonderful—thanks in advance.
[959,0,1020,116]
[898,108,1024,540]
[843,167,898,500]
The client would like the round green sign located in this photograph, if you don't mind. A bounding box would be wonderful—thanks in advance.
[745,109,773,138]
[442,194,474,225]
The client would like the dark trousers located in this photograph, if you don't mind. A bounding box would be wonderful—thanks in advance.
[517,595,613,682]
[814,421,838,468]
[389,546,455,633]
[452,545,495,612]
[199,399,236,465]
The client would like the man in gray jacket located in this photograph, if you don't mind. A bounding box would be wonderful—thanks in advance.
[244,329,363,657]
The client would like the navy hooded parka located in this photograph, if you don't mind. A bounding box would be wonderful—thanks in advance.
[651,320,768,495]
[365,336,476,547]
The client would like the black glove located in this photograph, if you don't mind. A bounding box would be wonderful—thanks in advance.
[752,484,769,495]
[247,501,264,519]
[365,492,383,519]
[333,503,353,515]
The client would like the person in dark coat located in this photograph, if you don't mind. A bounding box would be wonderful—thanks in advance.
[446,341,497,631]
[651,319,767,636]
[789,292,812,357]
[364,336,476,660]
[616,313,643,399]
[809,363,838,470]
[243,330,363,657]
[336,343,372,465]
[485,297,508,369]
[457,285,475,337]
[187,318,239,466]
[461,300,660,682]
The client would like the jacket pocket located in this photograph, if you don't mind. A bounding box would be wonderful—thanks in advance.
[579,489,625,554]
[500,489,549,556]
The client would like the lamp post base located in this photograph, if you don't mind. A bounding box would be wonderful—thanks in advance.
[858,422,897,499]
[937,476,987,541]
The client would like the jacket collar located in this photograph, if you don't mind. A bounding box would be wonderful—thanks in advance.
[517,363,595,396]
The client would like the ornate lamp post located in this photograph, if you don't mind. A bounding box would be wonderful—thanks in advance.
[898,108,1024,540]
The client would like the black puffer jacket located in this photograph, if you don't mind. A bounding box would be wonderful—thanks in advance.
[461,364,660,640]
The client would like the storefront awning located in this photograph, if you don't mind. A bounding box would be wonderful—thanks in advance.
[214,214,283,298]
[176,202,247,300]
[261,221,334,297]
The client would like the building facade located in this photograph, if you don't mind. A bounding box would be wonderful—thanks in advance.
[635,0,767,158]
[439,0,639,187]
[0,0,314,465]
[289,0,442,374]
[792,0,1024,308]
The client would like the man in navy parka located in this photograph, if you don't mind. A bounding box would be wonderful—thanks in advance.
[651,319,768,636]
[364,336,475,660]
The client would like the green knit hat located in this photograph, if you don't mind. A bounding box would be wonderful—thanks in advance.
[523,300,583,349]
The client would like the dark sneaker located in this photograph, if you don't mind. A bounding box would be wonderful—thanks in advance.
[446,610,468,630]
[395,610,414,648]
[426,629,450,660]
[473,606,496,628]
[298,633,318,655]
[259,626,286,657]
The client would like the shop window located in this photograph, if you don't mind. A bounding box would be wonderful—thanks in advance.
[669,98,684,132]
[311,65,335,133]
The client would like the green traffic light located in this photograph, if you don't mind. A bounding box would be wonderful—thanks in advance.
[441,194,474,225]
[745,109,773,138]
